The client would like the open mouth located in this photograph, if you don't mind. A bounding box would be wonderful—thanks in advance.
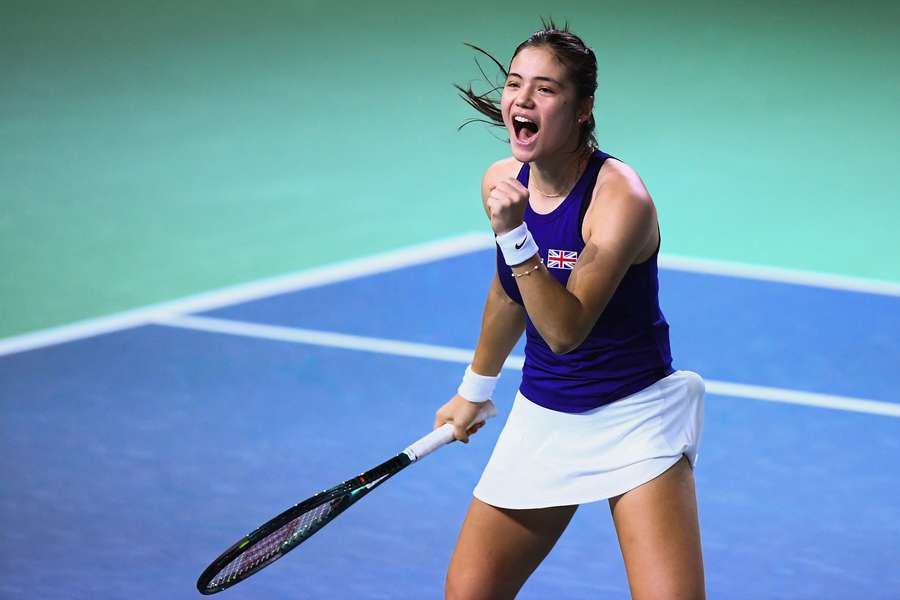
[512,115,540,145]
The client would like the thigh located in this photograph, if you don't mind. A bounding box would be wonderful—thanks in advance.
[608,456,705,600]
[446,497,577,600]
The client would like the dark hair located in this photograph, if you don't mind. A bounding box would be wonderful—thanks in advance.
[455,18,598,152]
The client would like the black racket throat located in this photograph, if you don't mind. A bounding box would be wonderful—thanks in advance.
[197,452,412,595]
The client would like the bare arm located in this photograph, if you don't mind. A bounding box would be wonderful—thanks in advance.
[470,162,527,374]
[434,260,525,441]
[433,159,527,441]
[471,273,526,375]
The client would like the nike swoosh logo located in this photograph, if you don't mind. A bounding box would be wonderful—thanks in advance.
[514,237,527,250]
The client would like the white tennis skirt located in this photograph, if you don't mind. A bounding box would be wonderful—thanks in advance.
[473,370,705,509]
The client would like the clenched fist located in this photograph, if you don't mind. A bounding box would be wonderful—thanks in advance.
[487,177,530,236]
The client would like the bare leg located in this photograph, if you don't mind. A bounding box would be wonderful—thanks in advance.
[609,456,705,599]
[445,497,577,600]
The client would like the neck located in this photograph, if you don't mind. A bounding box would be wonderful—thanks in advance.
[529,145,592,197]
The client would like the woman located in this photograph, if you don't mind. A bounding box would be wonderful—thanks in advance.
[435,21,706,599]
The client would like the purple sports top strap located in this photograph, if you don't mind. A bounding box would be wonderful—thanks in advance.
[496,150,673,413]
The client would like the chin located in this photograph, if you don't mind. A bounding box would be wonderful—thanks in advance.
[510,146,532,162]
[510,140,541,163]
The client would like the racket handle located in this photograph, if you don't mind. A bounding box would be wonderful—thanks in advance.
[403,402,497,462]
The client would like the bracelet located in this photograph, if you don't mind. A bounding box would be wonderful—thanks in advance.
[511,261,542,278]
[457,365,499,403]
[495,222,539,266]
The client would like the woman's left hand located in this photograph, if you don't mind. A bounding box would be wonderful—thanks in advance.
[487,177,529,235]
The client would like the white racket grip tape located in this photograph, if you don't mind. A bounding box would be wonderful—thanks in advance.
[402,403,497,462]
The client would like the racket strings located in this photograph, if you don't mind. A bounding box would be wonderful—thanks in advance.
[208,497,344,589]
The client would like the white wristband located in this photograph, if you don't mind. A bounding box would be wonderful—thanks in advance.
[495,222,539,266]
[457,365,499,403]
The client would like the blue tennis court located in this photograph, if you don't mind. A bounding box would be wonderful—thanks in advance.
[1,238,898,599]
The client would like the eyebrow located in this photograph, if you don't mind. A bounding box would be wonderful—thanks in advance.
[507,72,563,86]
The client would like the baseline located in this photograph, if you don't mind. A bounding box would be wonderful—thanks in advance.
[4,232,899,358]
[0,234,493,357]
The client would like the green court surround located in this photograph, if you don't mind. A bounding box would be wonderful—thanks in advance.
[2,0,898,338]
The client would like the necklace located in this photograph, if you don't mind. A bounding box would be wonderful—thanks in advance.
[530,183,565,198]
[530,150,592,198]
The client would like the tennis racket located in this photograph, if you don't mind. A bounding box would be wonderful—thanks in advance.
[196,403,496,594]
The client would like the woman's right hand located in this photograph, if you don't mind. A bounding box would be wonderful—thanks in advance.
[487,177,530,236]
[434,395,495,443]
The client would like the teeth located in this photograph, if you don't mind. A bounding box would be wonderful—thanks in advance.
[514,116,535,124]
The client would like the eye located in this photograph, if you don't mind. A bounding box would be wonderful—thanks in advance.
[539,87,555,94]
[505,80,520,88]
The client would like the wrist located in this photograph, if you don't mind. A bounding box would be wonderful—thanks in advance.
[457,365,499,403]
[495,222,539,266]
[510,257,543,278]
[492,222,519,236]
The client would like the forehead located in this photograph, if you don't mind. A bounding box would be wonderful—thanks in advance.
[508,46,568,82]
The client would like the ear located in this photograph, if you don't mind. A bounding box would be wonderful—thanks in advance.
[577,95,594,123]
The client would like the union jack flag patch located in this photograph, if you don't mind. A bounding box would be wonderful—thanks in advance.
[547,249,578,270]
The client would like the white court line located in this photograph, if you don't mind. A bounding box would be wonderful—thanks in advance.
[2,232,899,358]
[659,254,900,297]
[156,314,900,418]
[0,234,494,358]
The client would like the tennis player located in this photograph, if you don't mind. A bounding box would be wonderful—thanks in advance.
[435,21,706,599]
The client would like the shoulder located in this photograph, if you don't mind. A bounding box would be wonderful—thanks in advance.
[592,158,654,215]
[481,156,522,197]
[584,157,657,248]
[587,158,656,226]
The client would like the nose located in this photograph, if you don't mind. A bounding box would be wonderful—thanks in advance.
[515,86,534,108]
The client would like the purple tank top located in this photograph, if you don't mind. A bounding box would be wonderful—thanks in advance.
[497,150,674,413]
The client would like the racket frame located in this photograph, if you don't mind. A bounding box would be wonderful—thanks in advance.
[196,402,495,594]
[196,453,410,595]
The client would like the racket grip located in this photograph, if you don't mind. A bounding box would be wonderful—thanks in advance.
[403,402,497,462]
